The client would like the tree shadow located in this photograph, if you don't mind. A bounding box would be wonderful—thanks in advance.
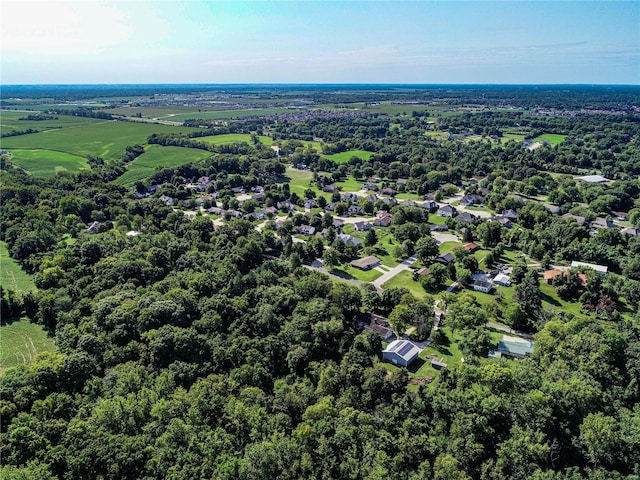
[1,316,20,327]
[541,292,561,307]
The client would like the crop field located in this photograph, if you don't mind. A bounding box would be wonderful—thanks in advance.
[8,149,89,177]
[1,120,197,161]
[533,133,566,146]
[162,108,294,122]
[0,111,103,134]
[321,150,374,163]
[0,242,36,295]
[0,318,56,372]
[198,133,273,146]
[113,145,213,187]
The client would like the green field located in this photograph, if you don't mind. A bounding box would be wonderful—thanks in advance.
[533,133,566,146]
[8,149,89,177]
[1,120,197,161]
[0,242,36,295]
[198,133,273,146]
[0,318,56,372]
[381,270,427,299]
[113,145,214,187]
[0,111,103,134]
[321,150,374,164]
[161,108,294,122]
[331,265,383,282]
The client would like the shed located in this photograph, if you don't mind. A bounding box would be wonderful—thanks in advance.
[493,273,511,287]
[382,340,421,367]
[497,339,534,359]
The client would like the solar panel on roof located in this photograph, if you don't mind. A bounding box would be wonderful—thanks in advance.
[397,342,416,357]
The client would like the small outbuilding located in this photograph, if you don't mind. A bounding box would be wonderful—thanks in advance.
[382,340,421,367]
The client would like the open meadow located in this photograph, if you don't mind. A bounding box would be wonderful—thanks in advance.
[321,150,373,163]
[0,318,56,373]
[0,242,36,295]
[7,149,89,177]
[198,133,273,146]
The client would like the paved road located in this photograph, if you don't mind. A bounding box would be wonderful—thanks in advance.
[372,256,417,290]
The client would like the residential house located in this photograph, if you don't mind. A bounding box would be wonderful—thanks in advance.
[333,218,345,228]
[396,178,408,186]
[473,279,492,293]
[277,201,296,211]
[463,242,479,252]
[231,187,245,194]
[590,217,614,230]
[354,221,373,232]
[207,207,224,216]
[159,195,174,206]
[413,268,430,280]
[226,209,243,218]
[490,215,512,228]
[298,225,316,236]
[373,214,392,227]
[456,212,478,225]
[437,205,457,217]
[350,256,382,271]
[430,224,448,232]
[621,227,639,237]
[324,202,336,212]
[261,206,278,216]
[435,253,455,265]
[402,200,418,207]
[544,204,561,215]
[365,194,379,203]
[354,313,394,341]
[364,184,379,192]
[459,194,484,207]
[421,201,439,213]
[304,199,317,209]
[380,188,397,196]
[503,209,518,221]
[382,340,421,367]
[347,205,364,216]
[342,192,360,202]
[322,183,340,193]
[381,197,398,207]
[336,233,361,246]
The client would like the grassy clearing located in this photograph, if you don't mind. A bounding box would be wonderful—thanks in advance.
[335,176,364,192]
[281,167,318,197]
[321,150,373,164]
[8,149,89,177]
[533,133,566,146]
[331,265,382,282]
[0,112,102,134]
[438,241,463,254]
[0,318,56,372]
[198,133,273,146]
[113,145,213,187]
[382,270,427,300]
[0,242,36,295]
[1,120,197,161]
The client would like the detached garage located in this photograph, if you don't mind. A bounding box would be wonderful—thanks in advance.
[382,340,421,367]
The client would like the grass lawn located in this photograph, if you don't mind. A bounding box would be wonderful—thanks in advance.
[0,242,36,295]
[197,133,273,146]
[381,270,427,300]
[281,167,320,198]
[331,265,382,282]
[438,241,463,254]
[539,281,585,317]
[335,176,365,192]
[533,133,566,146]
[7,149,89,177]
[428,214,448,225]
[321,150,373,164]
[0,318,56,372]
[368,231,401,267]
[112,145,213,187]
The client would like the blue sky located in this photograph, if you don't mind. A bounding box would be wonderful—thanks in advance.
[2,1,639,84]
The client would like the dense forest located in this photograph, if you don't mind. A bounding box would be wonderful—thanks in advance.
[1,86,640,479]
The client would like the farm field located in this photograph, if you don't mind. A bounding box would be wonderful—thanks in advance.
[198,133,273,146]
[163,108,294,122]
[0,242,36,295]
[1,120,197,161]
[321,150,374,163]
[0,112,103,134]
[113,145,213,187]
[0,318,56,372]
[7,149,89,177]
[533,133,566,146]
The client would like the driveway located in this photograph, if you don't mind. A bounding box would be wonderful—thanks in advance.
[372,256,417,290]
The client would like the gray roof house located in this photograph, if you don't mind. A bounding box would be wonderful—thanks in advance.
[438,205,457,217]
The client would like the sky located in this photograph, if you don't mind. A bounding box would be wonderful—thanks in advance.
[2,1,639,85]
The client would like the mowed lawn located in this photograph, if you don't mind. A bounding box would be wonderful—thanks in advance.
[0,241,36,295]
[533,133,566,146]
[0,318,56,372]
[198,133,273,146]
[8,149,89,177]
[113,145,213,187]
[1,120,197,161]
[321,150,374,164]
